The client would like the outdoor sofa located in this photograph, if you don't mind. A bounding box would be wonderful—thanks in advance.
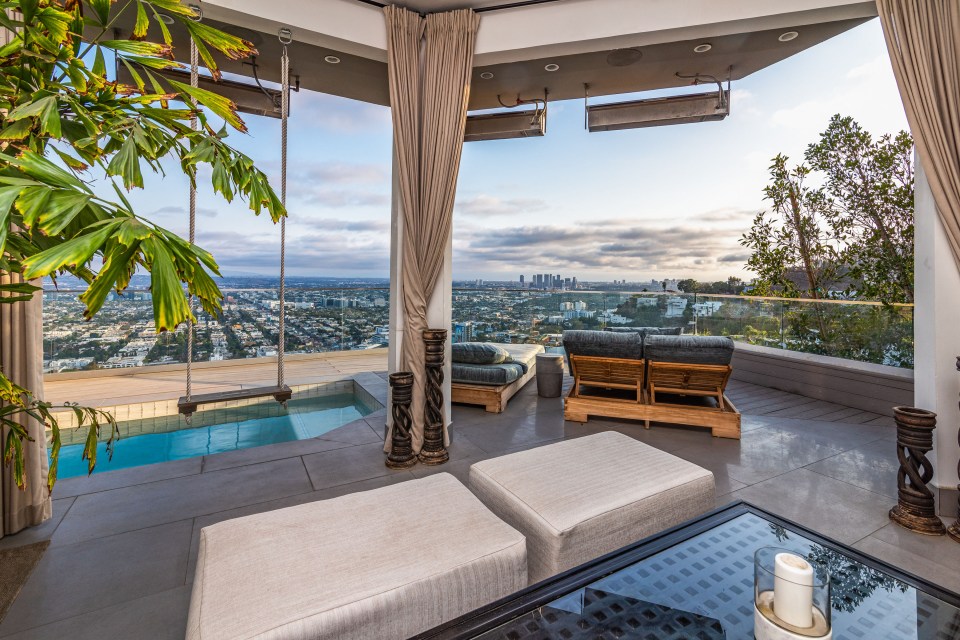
[450,342,544,413]
[186,433,715,638]
[562,328,740,438]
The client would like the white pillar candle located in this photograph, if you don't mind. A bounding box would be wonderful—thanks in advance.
[773,552,814,628]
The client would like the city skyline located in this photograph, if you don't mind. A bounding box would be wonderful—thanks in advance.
[113,19,908,282]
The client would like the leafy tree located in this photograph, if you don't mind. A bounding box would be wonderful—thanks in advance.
[806,115,914,303]
[741,154,844,299]
[677,278,698,293]
[1,0,284,491]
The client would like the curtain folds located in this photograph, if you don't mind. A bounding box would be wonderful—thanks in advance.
[1,273,51,538]
[384,5,480,452]
[877,0,960,269]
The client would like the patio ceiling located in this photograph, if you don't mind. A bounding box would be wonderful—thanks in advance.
[115,0,876,109]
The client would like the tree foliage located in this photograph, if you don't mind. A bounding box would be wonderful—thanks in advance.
[742,116,913,303]
[1,0,284,491]
[741,154,844,299]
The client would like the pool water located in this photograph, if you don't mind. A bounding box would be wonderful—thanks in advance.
[53,392,375,479]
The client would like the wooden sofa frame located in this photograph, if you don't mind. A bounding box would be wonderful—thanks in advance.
[564,354,740,439]
[452,361,538,413]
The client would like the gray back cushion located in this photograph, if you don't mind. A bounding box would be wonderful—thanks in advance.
[451,342,509,365]
[643,335,734,365]
[604,326,683,338]
[562,330,644,364]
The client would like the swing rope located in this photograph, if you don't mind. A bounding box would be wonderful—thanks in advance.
[278,33,290,389]
[177,24,294,418]
[185,18,199,403]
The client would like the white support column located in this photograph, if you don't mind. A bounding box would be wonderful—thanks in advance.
[426,230,453,430]
[387,144,403,431]
[914,155,960,518]
[387,146,453,432]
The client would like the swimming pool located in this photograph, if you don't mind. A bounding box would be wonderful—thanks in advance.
[53,390,377,479]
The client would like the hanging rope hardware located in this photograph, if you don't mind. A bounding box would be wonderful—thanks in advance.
[674,67,731,110]
[496,88,548,126]
[177,21,294,418]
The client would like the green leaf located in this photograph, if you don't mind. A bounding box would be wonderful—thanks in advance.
[89,0,112,26]
[106,136,144,189]
[133,1,150,39]
[182,18,256,61]
[92,46,106,77]
[101,40,172,59]
[0,119,32,140]
[21,220,122,278]
[140,236,191,331]
[15,186,53,228]
[79,242,140,316]
[168,79,246,132]
[37,190,94,236]
[5,150,89,191]
[0,185,21,254]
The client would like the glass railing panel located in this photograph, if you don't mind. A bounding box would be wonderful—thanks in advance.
[42,286,914,372]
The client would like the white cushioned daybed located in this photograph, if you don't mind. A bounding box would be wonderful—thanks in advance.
[451,342,544,413]
[469,431,715,584]
[186,473,526,640]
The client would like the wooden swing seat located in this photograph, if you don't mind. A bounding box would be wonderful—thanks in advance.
[177,384,292,417]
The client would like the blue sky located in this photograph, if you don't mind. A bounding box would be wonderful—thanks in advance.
[123,18,909,282]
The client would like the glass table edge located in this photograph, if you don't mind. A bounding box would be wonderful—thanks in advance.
[413,500,960,640]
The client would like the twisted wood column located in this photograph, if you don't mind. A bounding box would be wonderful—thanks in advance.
[386,372,417,469]
[419,329,449,465]
[890,406,946,535]
[948,357,960,543]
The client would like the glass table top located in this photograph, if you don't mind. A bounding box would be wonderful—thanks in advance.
[476,513,960,640]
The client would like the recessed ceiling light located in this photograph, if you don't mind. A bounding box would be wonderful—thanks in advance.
[324,55,341,64]
[544,63,559,72]
[693,43,712,53]
[156,13,174,24]
[480,71,494,79]
[778,31,799,42]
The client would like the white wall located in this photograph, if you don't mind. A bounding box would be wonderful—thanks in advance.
[913,154,960,515]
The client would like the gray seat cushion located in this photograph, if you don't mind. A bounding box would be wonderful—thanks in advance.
[452,362,524,386]
[644,335,734,365]
[562,330,644,363]
[187,473,527,640]
[452,342,510,364]
[469,432,715,584]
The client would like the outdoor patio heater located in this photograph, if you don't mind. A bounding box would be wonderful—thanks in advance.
[464,91,547,141]
[586,73,730,132]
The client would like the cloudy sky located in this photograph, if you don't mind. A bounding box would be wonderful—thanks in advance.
[123,18,909,282]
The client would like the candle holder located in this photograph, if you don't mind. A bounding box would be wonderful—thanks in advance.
[754,547,831,640]
[890,407,946,536]
[419,328,449,465]
[385,372,417,469]
[948,357,960,544]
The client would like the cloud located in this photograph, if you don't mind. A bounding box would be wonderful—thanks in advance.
[294,92,391,133]
[294,190,390,208]
[453,219,751,278]
[149,205,218,219]
[455,195,549,217]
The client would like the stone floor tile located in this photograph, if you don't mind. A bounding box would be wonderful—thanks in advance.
[52,457,202,499]
[735,468,893,544]
[200,435,351,473]
[0,497,75,551]
[805,438,899,499]
[0,586,190,640]
[317,419,382,445]
[0,521,192,635]
[301,441,410,490]
[852,535,960,595]
[51,457,312,546]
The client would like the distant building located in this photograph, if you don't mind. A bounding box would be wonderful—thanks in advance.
[664,297,688,318]
[519,275,524,285]
[452,322,474,343]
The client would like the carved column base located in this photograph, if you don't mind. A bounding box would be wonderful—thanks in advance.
[419,328,449,465]
[386,372,417,469]
[889,407,946,536]
[948,519,960,543]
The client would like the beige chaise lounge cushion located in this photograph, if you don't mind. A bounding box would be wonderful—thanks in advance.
[469,431,715,585]
[186,473,527,640]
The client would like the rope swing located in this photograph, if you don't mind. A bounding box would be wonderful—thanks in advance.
[178,25,295,418]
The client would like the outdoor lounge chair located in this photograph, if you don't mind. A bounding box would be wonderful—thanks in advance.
[562,330,741,439]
